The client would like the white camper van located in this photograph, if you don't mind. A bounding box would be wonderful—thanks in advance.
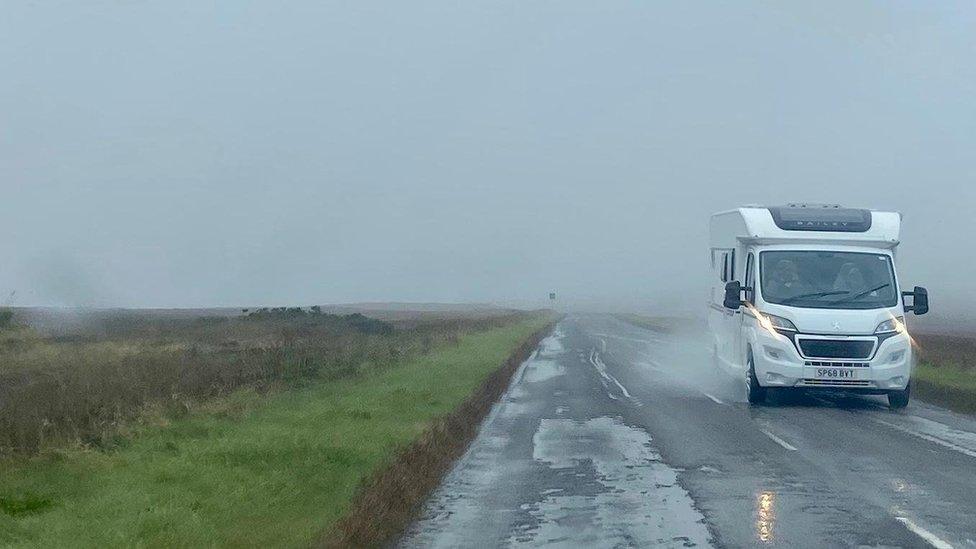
[708,204,928,408]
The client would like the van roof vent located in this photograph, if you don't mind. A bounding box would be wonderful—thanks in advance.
[784,203,843,209]
[767,204,871,233]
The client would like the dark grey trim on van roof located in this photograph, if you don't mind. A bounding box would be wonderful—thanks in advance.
[768,204,872,233]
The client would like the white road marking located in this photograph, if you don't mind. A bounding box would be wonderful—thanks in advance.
[760,429,797,451]
[702,392,725,405]
[588,349,641,406]
[872,418,976,460]
[590,351,632,398]
[593,371,619,401]
[894,517,954,549]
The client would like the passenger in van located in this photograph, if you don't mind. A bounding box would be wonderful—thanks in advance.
[765,259,810,298]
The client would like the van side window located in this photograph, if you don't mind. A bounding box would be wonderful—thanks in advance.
[713,249,736,283]
[744,253,755,302]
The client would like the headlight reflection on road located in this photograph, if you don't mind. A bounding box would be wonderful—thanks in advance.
[756,490,776,543]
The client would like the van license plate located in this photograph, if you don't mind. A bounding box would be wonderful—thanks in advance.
[816,368,856,380]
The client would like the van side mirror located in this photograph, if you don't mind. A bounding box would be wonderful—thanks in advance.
[724,281,743,310]
[903,286,929,315]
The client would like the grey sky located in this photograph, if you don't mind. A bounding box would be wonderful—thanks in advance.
[2,2,974,318]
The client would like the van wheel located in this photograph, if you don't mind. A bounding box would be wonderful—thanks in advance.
[746,353,766,405]
[888,383,910,409]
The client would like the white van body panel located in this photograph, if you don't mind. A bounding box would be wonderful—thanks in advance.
[710,207,901,249]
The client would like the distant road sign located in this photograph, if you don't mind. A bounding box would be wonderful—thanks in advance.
[549,292,556,301]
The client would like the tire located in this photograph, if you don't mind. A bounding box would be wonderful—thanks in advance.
[746,353,767,405]
[888,383,910,409]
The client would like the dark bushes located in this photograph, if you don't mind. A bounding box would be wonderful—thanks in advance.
[244,308,395,335]
[0,310,14,330]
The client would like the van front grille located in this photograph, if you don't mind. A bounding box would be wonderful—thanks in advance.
[805,361,869,368]
[798,338,874,359]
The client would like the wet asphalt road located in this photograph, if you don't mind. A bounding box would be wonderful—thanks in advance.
[399,314,976,548]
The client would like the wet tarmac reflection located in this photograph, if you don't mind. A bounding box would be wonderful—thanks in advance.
[757,490,776,543]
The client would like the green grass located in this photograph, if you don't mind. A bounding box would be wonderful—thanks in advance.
[914,362,976,414]
[909,333,976,414]
[916,363,976,391]
[0,316,550,548]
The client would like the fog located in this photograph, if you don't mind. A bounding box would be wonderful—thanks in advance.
[2,2,974,322]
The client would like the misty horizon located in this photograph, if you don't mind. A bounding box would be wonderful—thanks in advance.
[3,2,974,321]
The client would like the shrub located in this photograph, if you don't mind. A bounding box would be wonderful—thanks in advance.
[0,310,14,330]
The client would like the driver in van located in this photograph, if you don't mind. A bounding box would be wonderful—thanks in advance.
[834,262,868,294]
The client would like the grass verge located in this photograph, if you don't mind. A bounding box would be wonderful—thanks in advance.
[321,316,557,548]
[0,315,553,548]
[0,310,525,455]
[911,333,976,414]
[913,363,976,414]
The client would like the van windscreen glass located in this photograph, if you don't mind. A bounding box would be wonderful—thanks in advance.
[760,251,897,309]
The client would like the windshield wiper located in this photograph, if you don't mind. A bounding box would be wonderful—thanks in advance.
[827,283,891,305]
[780,290,848,304]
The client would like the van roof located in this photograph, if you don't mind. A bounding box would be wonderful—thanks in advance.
[711,205,901,248]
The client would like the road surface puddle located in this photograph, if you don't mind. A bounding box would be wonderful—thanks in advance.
[521,359,566,384]
[537,332,565,356]
[522,417,713,547]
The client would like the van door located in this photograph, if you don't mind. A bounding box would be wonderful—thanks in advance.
[720,248,737,369]
[708,250,722,366]
[735,251,756,369]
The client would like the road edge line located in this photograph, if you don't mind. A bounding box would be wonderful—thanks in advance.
[894,517,954,549]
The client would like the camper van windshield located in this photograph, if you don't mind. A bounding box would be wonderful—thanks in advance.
[759,251,898,309]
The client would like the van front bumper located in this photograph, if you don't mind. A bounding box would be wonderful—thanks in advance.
[752,330,912,392]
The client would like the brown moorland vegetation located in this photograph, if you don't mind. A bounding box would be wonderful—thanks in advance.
[914,333,976,370]
[0,307,527,455]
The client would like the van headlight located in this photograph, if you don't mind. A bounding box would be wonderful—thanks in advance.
[875,316,906,334]
[759,313,797,334]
